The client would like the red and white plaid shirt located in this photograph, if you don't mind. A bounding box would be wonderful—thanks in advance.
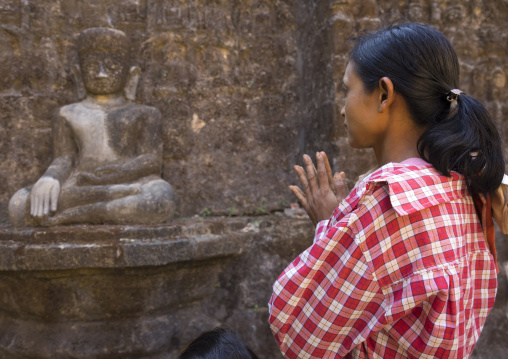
[269,162,497,358]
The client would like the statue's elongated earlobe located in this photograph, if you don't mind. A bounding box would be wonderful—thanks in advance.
[72,64,87,100]
[124,66,141,101]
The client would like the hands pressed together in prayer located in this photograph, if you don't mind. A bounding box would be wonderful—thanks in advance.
[289,152,349,226]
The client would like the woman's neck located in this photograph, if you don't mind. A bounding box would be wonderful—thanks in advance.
[374,109,425,168]
[374,140,422,167]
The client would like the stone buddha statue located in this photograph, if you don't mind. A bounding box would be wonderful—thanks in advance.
[9,27,175,226]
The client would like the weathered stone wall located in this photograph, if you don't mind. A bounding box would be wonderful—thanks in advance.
[1,0,508,357]
[1,0,506,221]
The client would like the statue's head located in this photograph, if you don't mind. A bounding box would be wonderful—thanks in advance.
[77,28,131,95]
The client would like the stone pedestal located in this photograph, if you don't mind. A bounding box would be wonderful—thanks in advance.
[0,217,506,357]
[0,216,314,358]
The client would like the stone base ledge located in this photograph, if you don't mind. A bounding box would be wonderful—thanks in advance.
[0,217,279,271]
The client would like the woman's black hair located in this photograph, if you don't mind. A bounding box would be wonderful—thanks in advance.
[349,22,504,193]
[178,327,259,359]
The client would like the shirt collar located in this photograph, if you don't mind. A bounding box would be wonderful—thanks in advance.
[366,162,468,216]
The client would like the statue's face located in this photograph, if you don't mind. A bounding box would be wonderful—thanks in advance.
[80,50,129,95]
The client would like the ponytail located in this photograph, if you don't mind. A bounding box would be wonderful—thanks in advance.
[417,94,504,193]
[350,22,505,193]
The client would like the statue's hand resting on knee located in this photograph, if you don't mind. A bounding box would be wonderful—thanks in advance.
[30,176,60,218]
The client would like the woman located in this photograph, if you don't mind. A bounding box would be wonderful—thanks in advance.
[269,23,505,358]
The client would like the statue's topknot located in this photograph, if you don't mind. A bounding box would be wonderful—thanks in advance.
[78,27,130,55]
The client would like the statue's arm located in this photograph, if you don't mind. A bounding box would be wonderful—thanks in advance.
[31,111,77,217]
[44,111,77,180]
[136,106,163,173]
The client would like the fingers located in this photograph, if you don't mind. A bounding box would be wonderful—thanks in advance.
[29,178,60,218]
[50,182,60,212]
[321,152,334,189]
[96,164,121,176]
[289,185,308,208]
[30,191,38,217]
[334,171,349,200]
[295,153,332,197]
[316,152,330,192]
[303,154,318,196]
[294,165,311,198]
[95,166,112,176]
[291,153,342,226]
[293,151,339,200]
[31,186,44,217]
[43,184,51,216]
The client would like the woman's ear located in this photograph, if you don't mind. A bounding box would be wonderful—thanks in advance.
[377,77,395,113]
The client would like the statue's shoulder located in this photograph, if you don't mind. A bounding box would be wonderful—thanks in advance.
[57,101,87,118]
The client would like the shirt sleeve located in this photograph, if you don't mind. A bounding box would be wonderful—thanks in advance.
[313,220,329,244]
[268,211,387,358]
